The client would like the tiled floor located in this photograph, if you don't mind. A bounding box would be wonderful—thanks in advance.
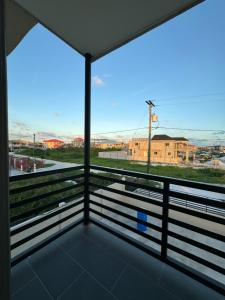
[11,223,224,300]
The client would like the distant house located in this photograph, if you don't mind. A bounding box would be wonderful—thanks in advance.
[128,135,196,164]
[72,137,84,147]
[43,139,64,149]
[9,139,32,149]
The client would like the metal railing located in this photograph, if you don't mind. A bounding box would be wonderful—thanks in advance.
[10,164,225,295]
[89,165,225,295]
[134,188,225,217]
[10,165,84,265]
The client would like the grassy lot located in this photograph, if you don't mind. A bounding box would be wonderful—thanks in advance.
[17,148,225,185]
[10,169,84,223]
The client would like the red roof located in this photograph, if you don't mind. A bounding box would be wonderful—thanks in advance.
[74,137,84,141]
[44,139,64,143]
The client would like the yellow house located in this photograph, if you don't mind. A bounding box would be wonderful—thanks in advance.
[43,139,64,149]
[129,135,196,164]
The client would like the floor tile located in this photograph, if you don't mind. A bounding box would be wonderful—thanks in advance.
[29,243,83,298]
[104,232,164,283]
[59,272,116,300]
[68,237,127,290]
[11,259,35,295]
[12,278,52,300]
[11,224,224,300]
[112,265,178,300]
[55,228,89,253]
[82,223,118,248]
[159,264,225,300]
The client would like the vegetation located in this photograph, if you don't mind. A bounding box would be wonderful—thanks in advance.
[10,148,225,225]
[10,169,84,224]
[17,148,225,185]
[10,168,121,225]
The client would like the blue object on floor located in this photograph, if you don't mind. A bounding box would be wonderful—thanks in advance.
[137,211,147,232]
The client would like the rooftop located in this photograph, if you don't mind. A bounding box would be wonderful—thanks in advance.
[43,139,64,143]
[152,135,188,141]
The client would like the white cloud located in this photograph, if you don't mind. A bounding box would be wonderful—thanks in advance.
[12,121,31,131]
[92,75,105,87]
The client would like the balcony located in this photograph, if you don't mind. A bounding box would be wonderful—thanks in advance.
[10,165,225,299]
[1,1,225,299]
[11,223,224,300]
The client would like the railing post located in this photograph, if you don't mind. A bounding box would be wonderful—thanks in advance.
[84,53,92,225]
[0,0,10,299]
[161,181,169,260]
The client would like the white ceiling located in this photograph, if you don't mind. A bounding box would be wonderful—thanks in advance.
[8,0,203,60]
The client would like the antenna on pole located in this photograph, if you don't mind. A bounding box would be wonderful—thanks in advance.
[146,100,155,173]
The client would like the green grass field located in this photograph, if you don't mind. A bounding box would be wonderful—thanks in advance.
[17,148,225,185]
[10,169,84,223]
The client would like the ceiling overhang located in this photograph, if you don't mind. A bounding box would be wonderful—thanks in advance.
[6,0,204,60]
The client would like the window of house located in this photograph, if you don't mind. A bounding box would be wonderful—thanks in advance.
[168,152,171,155]
[165,143,170,146]
[135,143,139,146]
[154,151,158,155]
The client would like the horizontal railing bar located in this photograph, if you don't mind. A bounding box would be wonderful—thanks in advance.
[90,173,162,193]
[168,244,225,275]
[11,218,83,266]
[91,218,161,260]
[168,217,225,242]
[10,165,84,182]
[90,200,162,233]
[11,199,84,236]
[90,165,225,194]
[170,198,225,217]
[11,191,84,223]
[90,208,161,245]
[11,208,84,250]
[169,190,225,209]
[89,183,163,207]
[10,174,84,195]
[91,164,167,181]
[90,191,162,220]
[134,189,225,217]
[168,230,225,259]
[10,182,84,209]
[169,203,225,225]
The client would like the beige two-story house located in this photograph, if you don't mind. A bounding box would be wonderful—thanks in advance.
[128,135,196,164]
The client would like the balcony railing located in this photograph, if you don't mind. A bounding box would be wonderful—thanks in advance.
[10,165,225,296]
[10,165,84,263]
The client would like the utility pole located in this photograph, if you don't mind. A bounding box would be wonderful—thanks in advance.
[146,100,155,173]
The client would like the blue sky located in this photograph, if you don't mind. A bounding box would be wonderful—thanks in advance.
[7,0,225,145]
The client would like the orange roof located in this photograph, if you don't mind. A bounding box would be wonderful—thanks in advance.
[43,139,64,143]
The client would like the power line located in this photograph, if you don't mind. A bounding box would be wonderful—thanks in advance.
[156,92,225,102]
[155,126,225,132]
[156,98,225,107]
[133,111,147,136]
[92,126,225,135]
